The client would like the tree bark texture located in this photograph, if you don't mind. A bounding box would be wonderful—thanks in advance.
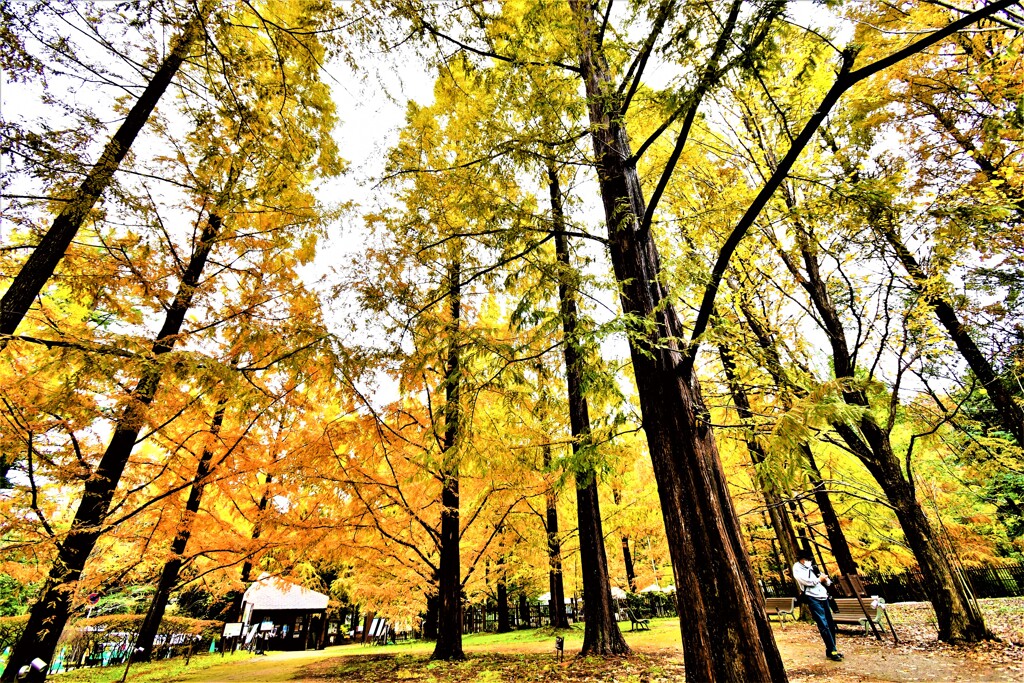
[134,400,226,661]
[431,261,464,661]
[2,213,222,683]
[568,3,786,679]
[550,167,629,656]
[0,3,211,338]
[788,233,988,642]
[543,443,570,629]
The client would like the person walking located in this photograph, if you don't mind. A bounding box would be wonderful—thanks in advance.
[793,549,843,661]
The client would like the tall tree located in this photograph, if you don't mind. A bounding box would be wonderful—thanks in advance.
[132,398,226,661]
[0,1,213,338]
[549,165,629,655]
[2,203,224,682]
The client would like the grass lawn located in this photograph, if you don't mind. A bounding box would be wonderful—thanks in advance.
[44,652,255,683]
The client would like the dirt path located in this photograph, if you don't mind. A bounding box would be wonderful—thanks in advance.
[170,622,1022,683]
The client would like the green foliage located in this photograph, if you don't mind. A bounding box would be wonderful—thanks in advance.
[0,576,34,618]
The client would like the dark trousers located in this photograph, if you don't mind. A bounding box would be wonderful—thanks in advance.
[805,595,838,654]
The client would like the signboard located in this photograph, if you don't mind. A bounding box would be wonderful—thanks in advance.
[222,622,243,638]
[259,620,275,632]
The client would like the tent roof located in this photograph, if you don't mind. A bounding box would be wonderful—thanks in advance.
[242,574,328,612]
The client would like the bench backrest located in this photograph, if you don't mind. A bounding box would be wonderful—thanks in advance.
[832,598,883,618]
[764,597,795,611]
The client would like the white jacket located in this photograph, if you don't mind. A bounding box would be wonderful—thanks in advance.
[793,561,829,599]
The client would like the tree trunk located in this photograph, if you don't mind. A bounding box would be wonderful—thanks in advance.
[620,536,637,593]
[611,488,638,592]
[225,473,272,624]
[567,4,787,678]
[431,261,464,661]
[550,166,629,655]
[496,558,510,633]
[134,400,226,661]
[803,446,858,577]
[542,443,570,629]
[0,3,211,338]
[735,298,858,576]
[1,213,222,683]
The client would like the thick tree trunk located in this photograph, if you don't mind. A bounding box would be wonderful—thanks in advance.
[550,167,629,655]
[542,444,570,629]
[134,400,226,661]
[567,4,786,678]
[1,213,222,683]
[0,3,210,338]
[431,262,464,661]
[786,233,988,641]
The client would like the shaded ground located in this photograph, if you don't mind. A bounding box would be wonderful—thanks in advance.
[63,598,1024,682]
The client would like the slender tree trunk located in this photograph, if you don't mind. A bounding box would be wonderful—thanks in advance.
[542,443,570,629]
[611,488,638,592]
[1,213,222,683]
[567,4,786,678]
[803,446,858,577]
[620,537,637,593]
[735,298,858,576]
[431,262,464,661]
[0,3,211,338]
[225,473,272,624]
[718,343,801,572]
[550,165,629,655]
[134,400,226,661]
[496,556,510,633]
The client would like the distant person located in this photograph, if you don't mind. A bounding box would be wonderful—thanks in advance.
[793,549,843,661]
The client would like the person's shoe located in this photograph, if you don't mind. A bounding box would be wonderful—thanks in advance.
[827,651,844,662]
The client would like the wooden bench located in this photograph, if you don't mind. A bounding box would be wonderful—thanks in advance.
[764,597,796,622]
[625,608,650,631]
[831,597,885,634]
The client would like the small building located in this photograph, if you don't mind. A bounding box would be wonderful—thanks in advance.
[240,575,329,651]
